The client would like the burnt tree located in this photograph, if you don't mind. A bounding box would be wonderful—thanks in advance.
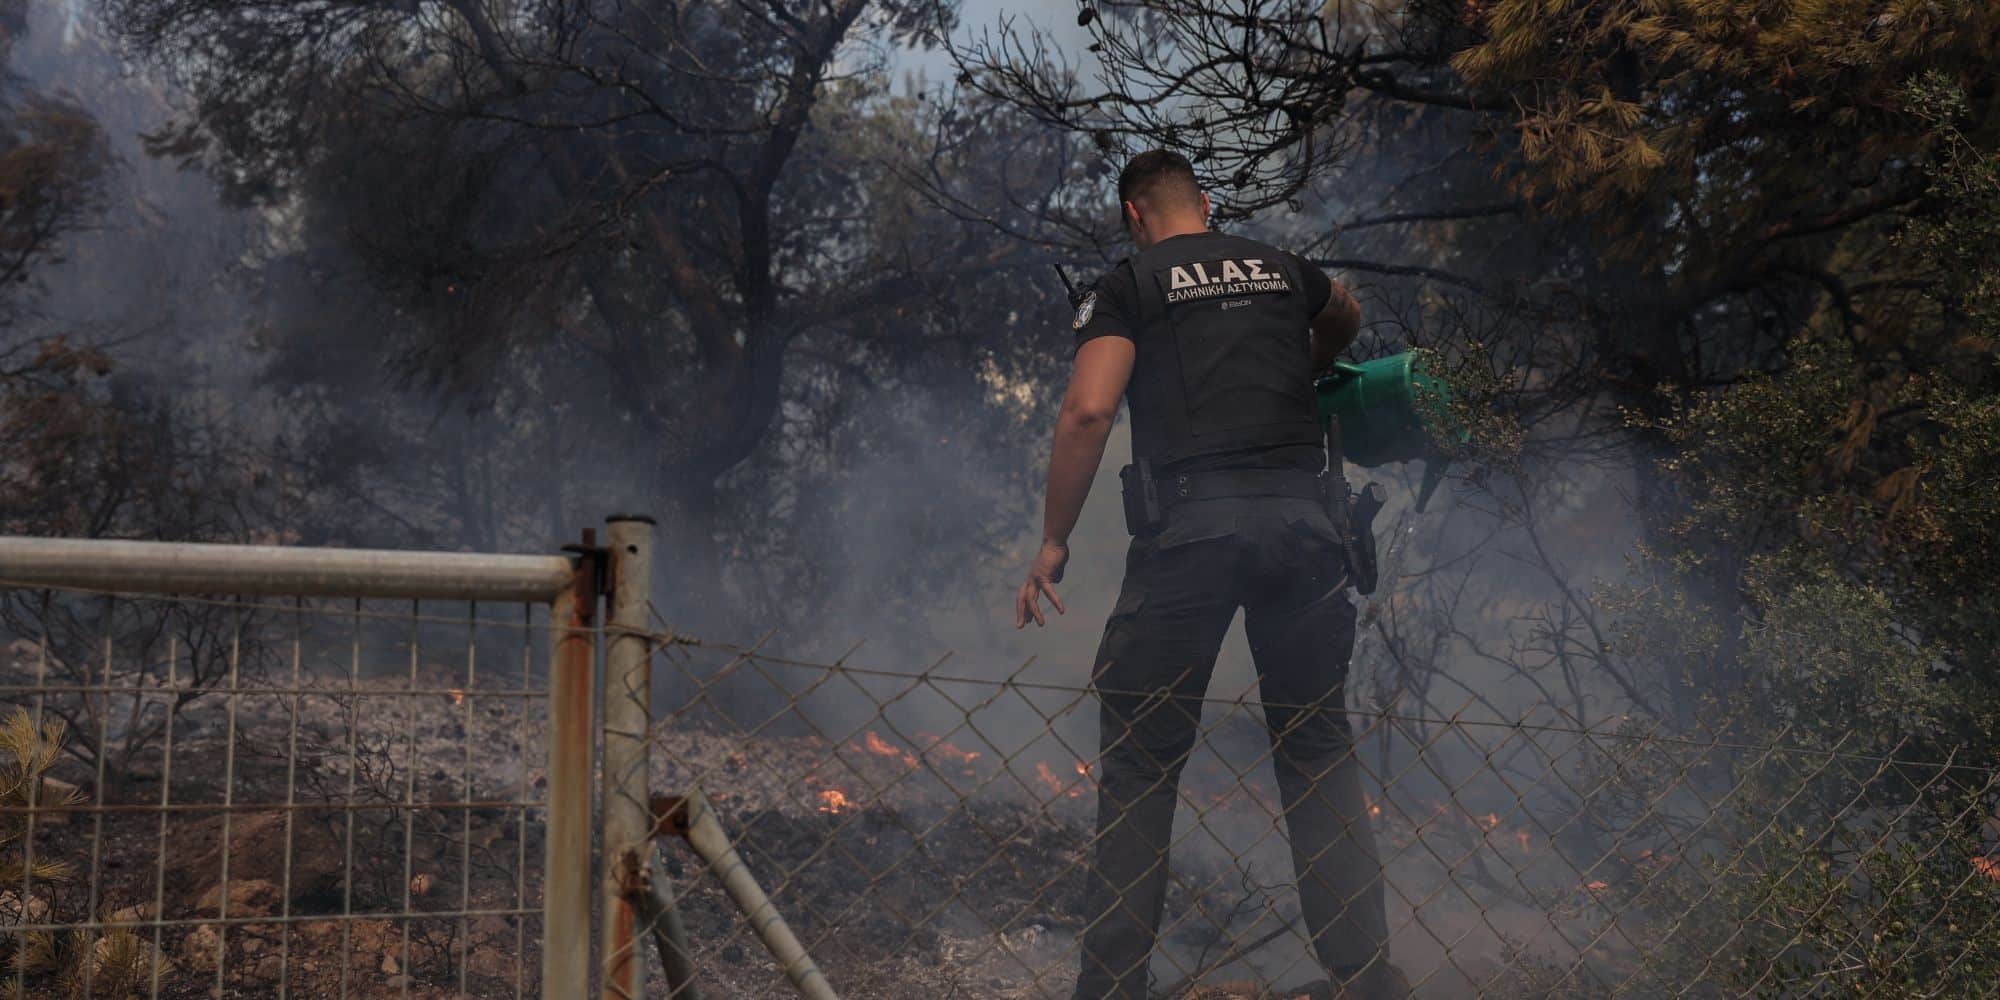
[109,0,1087,627]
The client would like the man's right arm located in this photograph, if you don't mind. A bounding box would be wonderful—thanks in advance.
[1309,279,1361,371]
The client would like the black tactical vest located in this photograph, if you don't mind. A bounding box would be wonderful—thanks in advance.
[1118,232,1324,468]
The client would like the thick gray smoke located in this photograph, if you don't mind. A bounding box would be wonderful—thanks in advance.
[23,0,1668,991]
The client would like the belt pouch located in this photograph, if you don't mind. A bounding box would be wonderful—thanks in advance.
[1119,459,1164,536]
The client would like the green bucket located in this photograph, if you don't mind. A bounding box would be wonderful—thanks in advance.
[1314,352,1459,510]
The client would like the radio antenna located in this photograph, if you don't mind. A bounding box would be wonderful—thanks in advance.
[1053,264,1079,303]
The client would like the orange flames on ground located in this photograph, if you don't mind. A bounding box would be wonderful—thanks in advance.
[855,730,988,770]
[917,731,982,767]
[1974,856,2000,881]
[1033,760,1094,799]
[447,688,465,705]
[809,731,993,816]
[1454,804,1536,852]
[803,774,855,815]
[1366,796,1539,854]
[861,731,919,767]
[1034,762,1063,796]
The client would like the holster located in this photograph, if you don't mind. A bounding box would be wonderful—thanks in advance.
[1321,413,1385,595]
[1336,481,1387,596]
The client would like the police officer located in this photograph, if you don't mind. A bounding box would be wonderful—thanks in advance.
[1013,150,1408,1000]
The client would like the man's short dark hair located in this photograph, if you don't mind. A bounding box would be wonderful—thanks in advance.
[1118,150,1202,212]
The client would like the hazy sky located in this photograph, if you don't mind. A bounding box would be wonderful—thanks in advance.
[897,0,1101,92]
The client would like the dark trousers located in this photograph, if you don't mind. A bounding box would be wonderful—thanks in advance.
[1072,496,1389,1000]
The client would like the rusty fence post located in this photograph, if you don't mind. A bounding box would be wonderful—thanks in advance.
[544,530,602,999]
[600,515,657,999]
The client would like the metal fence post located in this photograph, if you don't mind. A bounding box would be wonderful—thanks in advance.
[544,533,600,999]
[600,516,656,999]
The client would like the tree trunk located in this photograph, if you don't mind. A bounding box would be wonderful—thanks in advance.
[654,466,727,633]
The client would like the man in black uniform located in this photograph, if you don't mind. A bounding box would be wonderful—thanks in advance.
[1013,151,1407,1000]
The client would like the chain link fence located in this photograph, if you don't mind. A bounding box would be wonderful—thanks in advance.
[2,529,1996,999]
[621,626,2000,1000]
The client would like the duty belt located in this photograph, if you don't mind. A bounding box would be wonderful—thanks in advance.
[1163,468,1328,505]
[1120,461,1327,537]
[1118,462,1384,594]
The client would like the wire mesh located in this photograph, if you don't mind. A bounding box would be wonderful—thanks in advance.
[618,625,2000,1000]
[0,587,554,998]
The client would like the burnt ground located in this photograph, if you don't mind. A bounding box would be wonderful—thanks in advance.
[16,761,542,996]
[638,722,1555,1000]
[7,651,549,999]
[8,681,1583,999]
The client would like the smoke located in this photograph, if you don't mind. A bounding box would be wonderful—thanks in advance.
[16,0,1652,685]
[14,1,255,380]
[14,0,1121,684]
[15,0,1681,991]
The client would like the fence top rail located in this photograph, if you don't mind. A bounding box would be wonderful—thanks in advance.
[0,535,576,603]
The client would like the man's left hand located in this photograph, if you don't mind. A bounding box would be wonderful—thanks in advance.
[1014,540,1070,628]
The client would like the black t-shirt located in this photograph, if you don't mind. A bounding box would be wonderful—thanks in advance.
[1073,232,1333,475]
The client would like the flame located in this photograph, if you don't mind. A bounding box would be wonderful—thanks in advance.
[918,732,982,767]
[1584,879,1609,893]
[860,732,918,768]
[817,789,853,815]
[1030,761,1091,799]
[1515,829,1532,852]
[1478,812,1501,830]
[447,688,465,705]
[1035,761,1063,796]
[1974,856,2000,881]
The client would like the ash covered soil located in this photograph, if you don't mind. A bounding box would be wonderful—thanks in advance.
[17,676,549,999]
[15,665,1535,999]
